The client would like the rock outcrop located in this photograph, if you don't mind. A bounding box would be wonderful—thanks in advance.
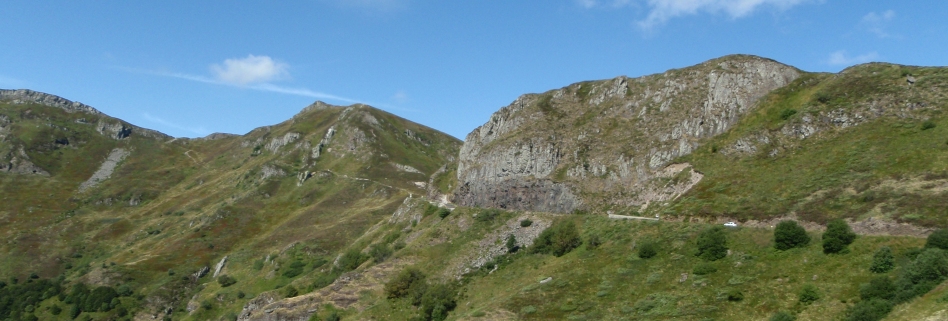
[455,55,801,213]
[78,148,129,192]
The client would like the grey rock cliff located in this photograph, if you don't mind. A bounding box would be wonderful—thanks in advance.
[455,55,801,213]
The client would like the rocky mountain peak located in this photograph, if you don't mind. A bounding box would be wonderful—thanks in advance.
[454,54,801,213]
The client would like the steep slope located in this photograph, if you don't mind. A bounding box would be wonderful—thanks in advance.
[0,89,461,320]
[454,55,801,213]
[454,55,948,231]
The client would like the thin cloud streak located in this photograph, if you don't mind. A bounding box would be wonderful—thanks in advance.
[117,66,418,113]
[142,112,210,136]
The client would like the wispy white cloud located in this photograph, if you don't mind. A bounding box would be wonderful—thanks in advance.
[119,65,362,105]
[579,0,810,30]
[826,50,879,66]
[860,10,896,38]
[391,90,409,103]
[638,0,809,29]
[211,55,288,85]
[142,112,210,136]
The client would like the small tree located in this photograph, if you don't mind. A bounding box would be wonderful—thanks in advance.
[638,241,658,259]
[823,219,857,254]
[925,228,948,250]
[696,226,728,261]
[774,220,810,250]
[869,246,895,273]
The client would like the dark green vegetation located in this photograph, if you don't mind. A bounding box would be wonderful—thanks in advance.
[774,220,810,251]
[823,219,857,254]
[695,226,728,261]
[530,220,582,257]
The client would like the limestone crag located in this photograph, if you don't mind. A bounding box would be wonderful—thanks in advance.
[455,55,801,213]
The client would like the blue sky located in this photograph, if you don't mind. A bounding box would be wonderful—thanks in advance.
[1,1,945,139]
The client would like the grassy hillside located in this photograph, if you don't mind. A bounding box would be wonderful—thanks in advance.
[671,63,948,227]
[0,95,461,320]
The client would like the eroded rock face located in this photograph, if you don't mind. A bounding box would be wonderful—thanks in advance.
[455,55,801,213]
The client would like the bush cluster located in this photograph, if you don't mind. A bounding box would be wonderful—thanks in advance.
[531,220,582,257]
[336,249,368,272]
[384,267,457,321]
[696,226,728,261]
[845,247,948,321]
[774,220,809,250]
[823,219,857,254]
[926,228,948,250]
[869,247,895,273]
[638,241,658,259]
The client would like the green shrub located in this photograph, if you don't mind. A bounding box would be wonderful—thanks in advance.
[217,274,237,287]
[774,220,810,251]
[336,249,368,272]
[860,276,896,301]
[926,228,948,250]
[696,226,728,261]
[823,219,857,254]
[437,208,451,219]
[869,246,895,273]
[638,241,658,259]
[50,305,62,315]
[283,285,299,298]
[770,311,796,321]
[531,220,582,257]
[692,263,718,275]
[921,120,937,130]
[844,298,892,321]
[520,219,533,227]
[253,259,265,271]
[505,234,518,253]
[369,243,393,263]
[282,261,306,278]
[201,299,213,310]
[237,291,246,299]
[423,203,439,217]
[421,283,457,321]
[798,284,821,304]
[384,267,426,299]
